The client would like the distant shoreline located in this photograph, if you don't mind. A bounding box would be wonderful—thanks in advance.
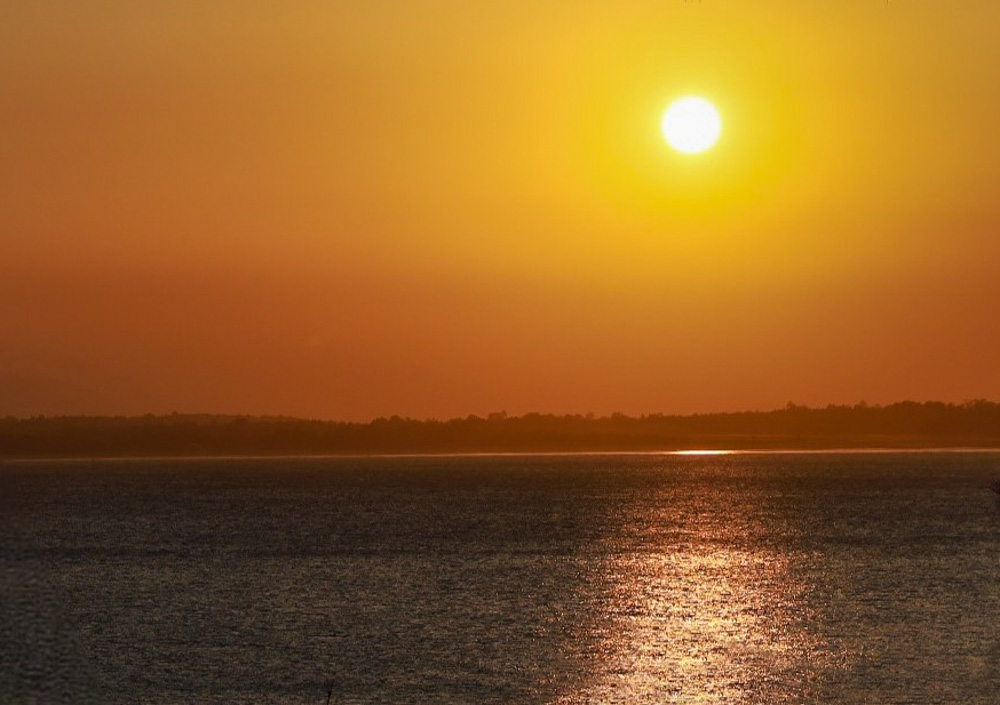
[3,401,1000,459]
[6,447,1000,463]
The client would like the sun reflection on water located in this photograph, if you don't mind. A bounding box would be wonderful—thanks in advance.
[557,465,828,704]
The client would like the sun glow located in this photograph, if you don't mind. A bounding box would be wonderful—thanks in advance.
[661,97,722,154]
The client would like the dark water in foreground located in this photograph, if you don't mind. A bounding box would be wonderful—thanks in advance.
[2,452,1000,704]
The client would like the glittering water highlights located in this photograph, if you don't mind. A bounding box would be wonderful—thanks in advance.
[3,452,1000,704]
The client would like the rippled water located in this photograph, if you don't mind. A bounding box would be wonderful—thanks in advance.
[3,452,1000,704]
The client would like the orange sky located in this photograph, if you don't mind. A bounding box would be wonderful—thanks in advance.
[3,1,1000,420]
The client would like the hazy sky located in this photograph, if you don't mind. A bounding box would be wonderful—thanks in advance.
[3,1,999,420]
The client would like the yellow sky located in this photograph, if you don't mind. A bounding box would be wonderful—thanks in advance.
[2,1,999,419]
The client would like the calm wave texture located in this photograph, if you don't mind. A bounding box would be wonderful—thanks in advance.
[3,453,1000,704]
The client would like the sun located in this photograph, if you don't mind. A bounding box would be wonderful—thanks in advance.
[661,97,722,154]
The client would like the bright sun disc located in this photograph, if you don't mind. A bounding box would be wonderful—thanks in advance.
[661,97,721,154]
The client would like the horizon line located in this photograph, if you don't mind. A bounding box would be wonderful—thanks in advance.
[3,397,999,425]
[8,447,1000,464]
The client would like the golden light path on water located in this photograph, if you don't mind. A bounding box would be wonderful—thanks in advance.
[556,459,841,704]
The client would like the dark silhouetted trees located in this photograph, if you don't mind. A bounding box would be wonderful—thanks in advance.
[1,400,999,458]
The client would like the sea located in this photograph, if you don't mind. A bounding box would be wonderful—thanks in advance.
[2,451,999,704]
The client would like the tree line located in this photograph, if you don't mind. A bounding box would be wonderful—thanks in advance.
[2,400,999,458]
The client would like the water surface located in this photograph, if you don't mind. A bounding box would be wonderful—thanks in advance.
[3,452,999,703]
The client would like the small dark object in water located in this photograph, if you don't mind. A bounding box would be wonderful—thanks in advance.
[990,479,1000,495]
